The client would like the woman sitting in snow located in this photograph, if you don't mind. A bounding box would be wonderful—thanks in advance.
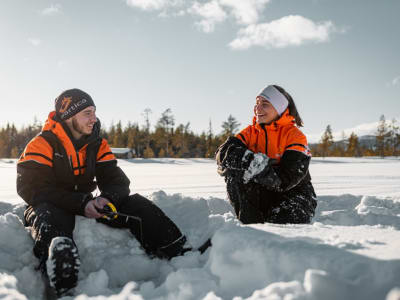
[216,85,317,224]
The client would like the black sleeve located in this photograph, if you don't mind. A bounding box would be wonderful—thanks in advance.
[96,160,130,207]
[253,150,311,192]
[215,136,253,177]
[17,161,91,215]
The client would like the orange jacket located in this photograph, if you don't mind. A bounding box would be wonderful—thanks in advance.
[18,111,116,174]
[17,111,130,215]
[235,109,311,163]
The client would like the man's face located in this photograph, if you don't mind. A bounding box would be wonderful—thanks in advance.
[254,96,279,125]
[70,106,97,136]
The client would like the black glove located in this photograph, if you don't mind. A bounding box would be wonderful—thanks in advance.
[251,159,282,191]
[216,136,253,177]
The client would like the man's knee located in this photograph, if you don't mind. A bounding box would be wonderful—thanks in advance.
[120,193,165,218]
[24,202,76,259]
[25,202,75,231]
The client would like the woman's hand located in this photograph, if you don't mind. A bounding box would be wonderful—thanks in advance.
[84,197,110,218]
[216,136,250,176]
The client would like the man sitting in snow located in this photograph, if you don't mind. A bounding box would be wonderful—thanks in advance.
[17,89,188,297]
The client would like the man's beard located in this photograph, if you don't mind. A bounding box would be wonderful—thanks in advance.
[72,118,90,136]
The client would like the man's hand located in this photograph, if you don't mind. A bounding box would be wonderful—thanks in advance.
[84,197,110,218]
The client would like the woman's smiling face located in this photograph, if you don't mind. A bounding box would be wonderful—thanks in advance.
[254,96,279,124]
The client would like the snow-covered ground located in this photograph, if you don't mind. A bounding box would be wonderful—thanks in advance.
[0,157,399,300]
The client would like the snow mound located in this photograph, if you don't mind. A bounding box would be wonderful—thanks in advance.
[314,195,400,228]
[0,192,399,300]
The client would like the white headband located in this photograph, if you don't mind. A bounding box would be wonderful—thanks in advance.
[257,85,289,115]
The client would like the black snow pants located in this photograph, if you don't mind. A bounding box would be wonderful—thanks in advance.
[24,193,187,266]
[225,175,317,225]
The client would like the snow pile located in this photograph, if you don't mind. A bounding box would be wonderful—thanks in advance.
[0,192,399,300]
[0,158,399,299]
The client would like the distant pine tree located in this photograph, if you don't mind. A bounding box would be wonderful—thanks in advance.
[221,115,240,140]
[346,132,360,157]
[143,146,155,158]
[388,118,400,156]
[376,115,389,158]
[320,125,334,158]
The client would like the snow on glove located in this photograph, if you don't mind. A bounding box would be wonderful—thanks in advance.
[243,152,270,184]
[251,159,282,191]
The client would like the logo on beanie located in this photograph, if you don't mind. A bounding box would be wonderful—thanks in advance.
[59,97,72,113]
[60,98,88,120]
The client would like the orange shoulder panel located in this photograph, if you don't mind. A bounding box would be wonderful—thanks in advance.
[97,139,116,162]
[18,135,53,167]
[236,125,253,147]
[284,128,311,156]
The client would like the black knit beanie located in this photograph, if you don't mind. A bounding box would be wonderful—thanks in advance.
[55,88,95,121]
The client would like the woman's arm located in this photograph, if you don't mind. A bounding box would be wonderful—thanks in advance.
[253,150,310,192]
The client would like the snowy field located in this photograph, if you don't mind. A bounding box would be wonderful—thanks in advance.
[0,157,400,300]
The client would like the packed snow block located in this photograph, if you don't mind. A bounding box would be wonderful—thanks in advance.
[150,191,212,247]
[314,194,362,213]
[0,202,13,215]
[205,197,235,216]
[73,216,161,287]
[76,269,110,297]
[0,212,32,271]
[161,268,219,300]
[245,280,306,300]
[0,206,44,299]
[314,195,400,228]
[303,269,355,300]
[209,223,400,300]
[0,272,28,300]
[356,196,400,215]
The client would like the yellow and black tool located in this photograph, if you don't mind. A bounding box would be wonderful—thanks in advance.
[96,202,118,220]
[96,202,144,242]
[96,202,142,222]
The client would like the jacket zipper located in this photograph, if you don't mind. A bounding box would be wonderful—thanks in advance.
[76,151,82,176]
[69,155,78,191]
[261,124,268,155]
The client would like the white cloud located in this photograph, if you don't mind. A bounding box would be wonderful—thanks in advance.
[219,0,270,25]
[126,0,183,11]
[28,38,41,46]
[391,76,400,86]
[41,4,62,16]
[229,15,336,50]
[57,60,68,69]
[125,2,342,49]
[188,0,269,32]
[127,0,269,31]
[189,1,227,33]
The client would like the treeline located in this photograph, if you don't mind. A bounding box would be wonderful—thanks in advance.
[0,118,42,158]
[0,109,241,159]
[311,115,400,158]
[2,111,399,159]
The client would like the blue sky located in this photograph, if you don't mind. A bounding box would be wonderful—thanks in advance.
[0,0,399,142]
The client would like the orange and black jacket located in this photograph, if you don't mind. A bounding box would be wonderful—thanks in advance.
[217,109,313,193]
[17,112,130,215]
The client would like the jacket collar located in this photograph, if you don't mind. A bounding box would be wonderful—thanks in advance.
[42,111,100,150]
[252,108,295,131]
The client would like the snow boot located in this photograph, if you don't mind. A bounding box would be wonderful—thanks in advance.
[46,237,80,297]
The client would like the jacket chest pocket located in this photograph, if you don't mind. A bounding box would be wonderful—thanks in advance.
[53,151,75,184]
